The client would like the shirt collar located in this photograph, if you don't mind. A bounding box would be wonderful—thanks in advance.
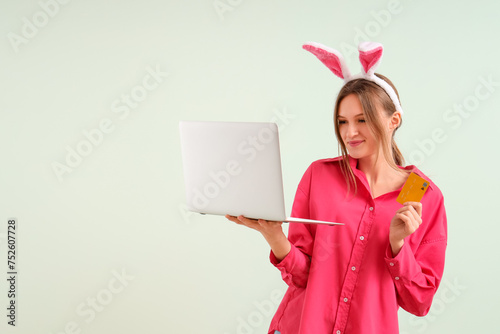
[347,155,433,190]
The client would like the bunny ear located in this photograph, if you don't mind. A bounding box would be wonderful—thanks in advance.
[303,42,351,80]
[358,42,383,76]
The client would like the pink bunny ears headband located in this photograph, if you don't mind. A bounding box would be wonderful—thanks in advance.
[302,41,403,115]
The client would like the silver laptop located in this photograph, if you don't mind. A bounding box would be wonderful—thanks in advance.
[179,121,342,225]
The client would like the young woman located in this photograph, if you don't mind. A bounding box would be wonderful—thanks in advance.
[226,42,447,334]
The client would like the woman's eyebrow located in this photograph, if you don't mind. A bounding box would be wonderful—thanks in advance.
[337,113,364,118]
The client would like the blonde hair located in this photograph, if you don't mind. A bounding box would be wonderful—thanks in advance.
[333,73,405,195]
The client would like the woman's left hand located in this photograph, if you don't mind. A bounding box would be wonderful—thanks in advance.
[389,202,423,256]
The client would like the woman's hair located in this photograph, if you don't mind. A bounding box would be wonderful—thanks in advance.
[333,73,405,195]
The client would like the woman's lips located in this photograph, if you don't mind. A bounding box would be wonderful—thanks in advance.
[348,140,364,147]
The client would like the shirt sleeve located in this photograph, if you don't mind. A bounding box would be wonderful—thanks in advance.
[384,194,448,316]
[269,165,315,288]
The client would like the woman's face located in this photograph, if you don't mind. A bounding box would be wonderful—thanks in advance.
[337,94,384,160]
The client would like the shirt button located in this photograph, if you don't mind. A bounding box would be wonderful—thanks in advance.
[389,262,394,266]
[344,297,348,302]
[351,266,356,271]
[369,207,374,211]
[395,277,400,280]
[337,331,341,334]
[360,236,364,240]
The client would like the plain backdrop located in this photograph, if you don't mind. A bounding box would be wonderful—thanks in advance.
[1,0,499,333]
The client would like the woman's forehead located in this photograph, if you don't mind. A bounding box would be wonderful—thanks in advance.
[338,94,364,117]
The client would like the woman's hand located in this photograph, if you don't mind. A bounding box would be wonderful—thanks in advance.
[389,202,423,256]
[225,215,283,239]
[225,215,291,261]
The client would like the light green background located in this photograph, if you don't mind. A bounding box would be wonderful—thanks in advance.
[1,0,499,333]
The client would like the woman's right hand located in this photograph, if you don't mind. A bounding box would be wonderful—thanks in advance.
[225,215,291,261]
[225,215,283,239]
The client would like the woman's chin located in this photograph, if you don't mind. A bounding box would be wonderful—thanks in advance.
[346,150,364,159]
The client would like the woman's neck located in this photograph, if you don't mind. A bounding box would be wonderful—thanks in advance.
[357,152,407,194]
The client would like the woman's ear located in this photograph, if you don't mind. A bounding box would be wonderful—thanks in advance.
[389,111,402,130]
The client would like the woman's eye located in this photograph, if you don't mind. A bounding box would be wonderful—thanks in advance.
[338,120,346,125]
[358,119,366,123]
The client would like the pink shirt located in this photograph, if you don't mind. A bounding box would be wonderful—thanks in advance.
[268,156,447,334]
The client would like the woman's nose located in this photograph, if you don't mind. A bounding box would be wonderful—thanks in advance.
[346,123,359,137]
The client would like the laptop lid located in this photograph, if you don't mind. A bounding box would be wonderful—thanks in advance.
[179,121,287,221]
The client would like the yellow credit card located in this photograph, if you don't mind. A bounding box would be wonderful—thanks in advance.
[396,172,430,205]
